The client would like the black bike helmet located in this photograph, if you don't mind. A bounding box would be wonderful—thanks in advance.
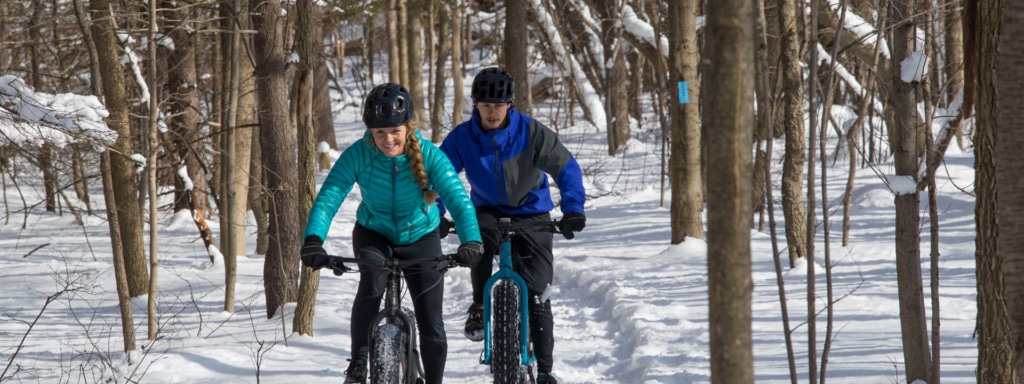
[471,67,515,103]
[362,83,414,128]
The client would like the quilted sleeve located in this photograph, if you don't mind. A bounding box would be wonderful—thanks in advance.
[303,142,364,241]
[424,142,482,244]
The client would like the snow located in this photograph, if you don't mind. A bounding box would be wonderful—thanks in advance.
[0,28,979,384]
[901,51,930,83]
[0,75,116,149]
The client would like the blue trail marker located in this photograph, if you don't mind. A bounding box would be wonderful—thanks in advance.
[678,81,689,104]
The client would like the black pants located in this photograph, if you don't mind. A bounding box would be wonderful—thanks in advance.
[350,223,447,384]
[470,208,556,373]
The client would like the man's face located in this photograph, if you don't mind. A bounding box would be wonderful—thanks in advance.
[476,102,511,130]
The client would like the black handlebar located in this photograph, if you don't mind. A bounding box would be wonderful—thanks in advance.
[326,254,459,276]
[446,219,567,237]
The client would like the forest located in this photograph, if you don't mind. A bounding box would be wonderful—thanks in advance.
[2,0,1023,383]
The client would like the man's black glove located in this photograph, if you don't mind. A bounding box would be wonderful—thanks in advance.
[438,217,454,239]
[300,236,331,270]
[455,242,484,267]
[558,212,586,240]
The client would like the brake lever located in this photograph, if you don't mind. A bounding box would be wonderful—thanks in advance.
[433,254,458,272]
[329,257,353,276]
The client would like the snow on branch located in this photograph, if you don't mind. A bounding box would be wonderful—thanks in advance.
[0,75,117,150]
[531,0,607,128]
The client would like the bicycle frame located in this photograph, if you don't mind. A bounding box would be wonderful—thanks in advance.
[331,254,451,384]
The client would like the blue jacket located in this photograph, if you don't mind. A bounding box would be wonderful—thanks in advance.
[440,107,586,216]
[304,129,482,246]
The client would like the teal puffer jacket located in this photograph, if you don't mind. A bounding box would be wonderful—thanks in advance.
[303,129,482,246]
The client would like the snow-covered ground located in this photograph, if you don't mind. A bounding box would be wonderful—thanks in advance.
[1,67,978,383]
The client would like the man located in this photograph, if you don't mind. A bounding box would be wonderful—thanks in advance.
[439,67,586,384]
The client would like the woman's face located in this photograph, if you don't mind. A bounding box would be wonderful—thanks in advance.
[370,125,408,157]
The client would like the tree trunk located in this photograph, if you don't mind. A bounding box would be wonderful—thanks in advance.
[995,2,1024,380]
[975,1,1016,380]
[223,0,255,313]
[591,0,628,155]
[388,0,402,84]
[668,0,703,243]
[406,0,427,125]
[431,10,452,143]
[251,0,301,319]
[293,0,321,335]
[163,0,207,217]
[704,0,755,382]
[314,59,336,171]
[100,151,136,351]
[249,129,269,255]
[889,0,933,381]
[504,0,531,115]
[779,0,806,266]
[89,0,149,297]
[146,0,161,342]
[451,0,465,126]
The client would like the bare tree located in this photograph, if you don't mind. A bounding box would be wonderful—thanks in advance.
[973,0,1016,380]
[223,0,256,312]
[251,0,301,319]
[889,0,933,381]
[406,0,427,125]
[100,151,137,351]
[504,0,531,115]
[388,0,402,84]
[779,0,806,267]
[587,0,628,154]
[451,0,465,126]
[704,0,754,382]
[993,1,1024,381]
[293,0,322,335]
[431,9,452,143]
[89,0,150,298]
[668,0,703,243]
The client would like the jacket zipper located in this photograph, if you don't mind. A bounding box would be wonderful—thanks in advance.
[490,132,508,215]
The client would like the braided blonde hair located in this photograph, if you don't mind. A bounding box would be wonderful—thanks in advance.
[404,119,440,205]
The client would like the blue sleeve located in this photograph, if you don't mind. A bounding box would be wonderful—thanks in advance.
[439,132,464,173]
[303,143,362,241]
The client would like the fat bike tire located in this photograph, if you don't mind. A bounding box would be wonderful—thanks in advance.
[492,279,523,384]
[370,321,407,384]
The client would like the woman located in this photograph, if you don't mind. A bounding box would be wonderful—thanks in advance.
[301,83,484,384]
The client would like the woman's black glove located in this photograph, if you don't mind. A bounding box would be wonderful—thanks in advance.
[455,242,484,267]
[558,212,586,239]
[438,217,454,239]
[300,236,331,270]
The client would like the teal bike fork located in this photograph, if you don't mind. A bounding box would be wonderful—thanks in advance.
[481,238,535,368]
